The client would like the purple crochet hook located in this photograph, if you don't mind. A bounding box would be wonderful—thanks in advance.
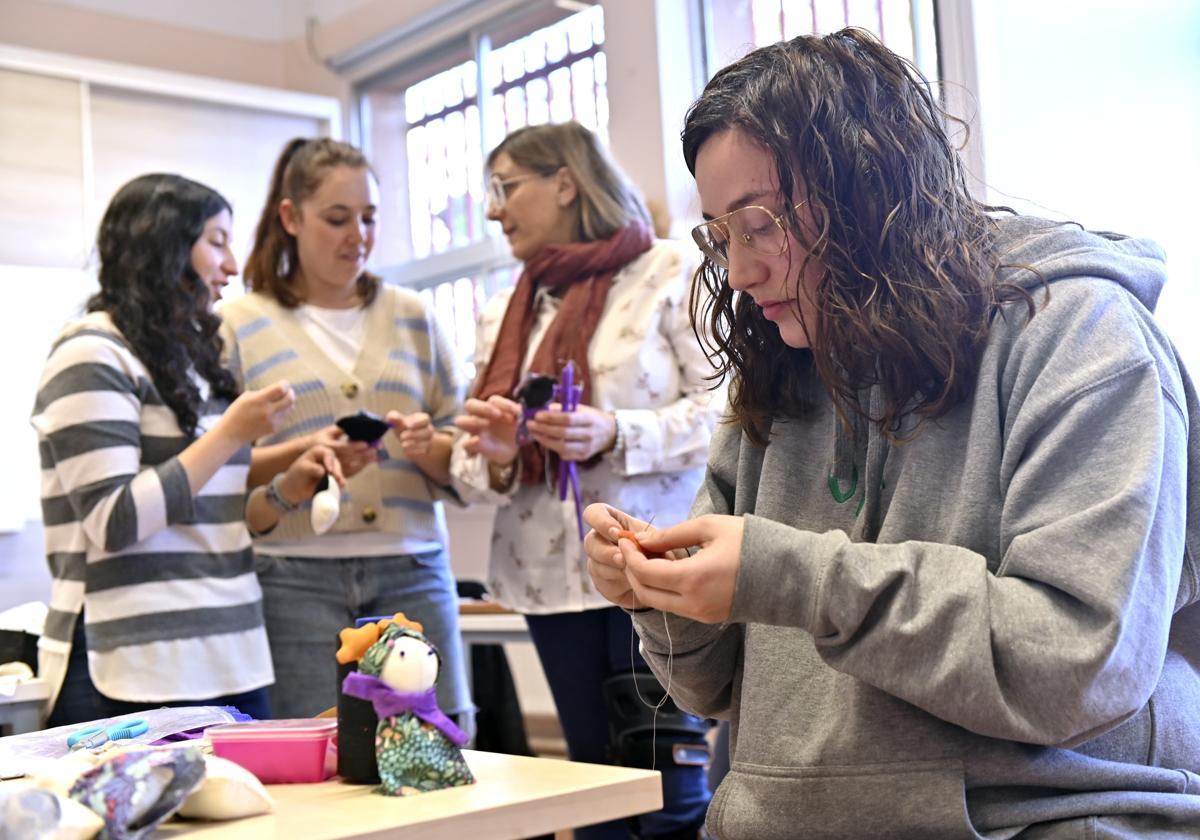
[556,361,585,539]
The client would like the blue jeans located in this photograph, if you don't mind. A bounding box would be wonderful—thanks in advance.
[254,550,471,726]
[47,614,272,727]
[526,607,711,840]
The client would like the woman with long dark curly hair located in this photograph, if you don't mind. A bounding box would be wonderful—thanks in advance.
[33,173,342,725]
[583,29,1200,838]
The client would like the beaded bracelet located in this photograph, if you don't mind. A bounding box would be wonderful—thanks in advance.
[264,474,299,514]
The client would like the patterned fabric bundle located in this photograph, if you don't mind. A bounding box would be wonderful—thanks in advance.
[68,747,206,839]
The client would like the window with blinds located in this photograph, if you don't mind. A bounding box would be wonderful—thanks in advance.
[0,51,338,527]
[0,65,332,275]
[88,87,324,277]
[0,68,86,268]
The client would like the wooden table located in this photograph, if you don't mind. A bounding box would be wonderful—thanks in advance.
[459,600,530,646]
[457,601,532,701]
[159,749,661,839]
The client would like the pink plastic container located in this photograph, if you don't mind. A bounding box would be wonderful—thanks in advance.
[207,718,337,784]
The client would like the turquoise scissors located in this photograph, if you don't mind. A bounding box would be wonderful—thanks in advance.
[67,717,150,751]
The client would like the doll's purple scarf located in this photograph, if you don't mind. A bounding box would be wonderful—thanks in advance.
[342,672,468,746]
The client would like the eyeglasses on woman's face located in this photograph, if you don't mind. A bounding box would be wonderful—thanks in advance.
[485,172,550,211]
[691,201,809,269]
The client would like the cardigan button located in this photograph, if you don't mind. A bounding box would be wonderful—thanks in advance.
[342,382,359,398]
[362,506,377,524]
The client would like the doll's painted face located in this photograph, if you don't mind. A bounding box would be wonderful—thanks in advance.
[379,634,439,693]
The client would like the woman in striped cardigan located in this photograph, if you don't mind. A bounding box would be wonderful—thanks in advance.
[33,173,342,726]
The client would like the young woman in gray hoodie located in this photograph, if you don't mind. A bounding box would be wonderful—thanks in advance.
[584,28,1200,840]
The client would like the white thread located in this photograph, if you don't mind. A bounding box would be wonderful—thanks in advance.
[624,592,674,773]
[617,516,674,773]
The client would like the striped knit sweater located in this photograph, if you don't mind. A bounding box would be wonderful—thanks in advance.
[217,286,465,553]
[31,312,272,708]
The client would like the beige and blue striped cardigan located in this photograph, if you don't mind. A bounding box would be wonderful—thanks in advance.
[217,285,465,554]
[31,312,272,710]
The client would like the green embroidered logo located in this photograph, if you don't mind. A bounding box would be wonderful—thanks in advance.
[828,467,883,517]
[827,467,858,503]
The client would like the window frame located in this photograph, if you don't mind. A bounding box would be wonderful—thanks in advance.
[352,1,605,283]
[351,1,608,367]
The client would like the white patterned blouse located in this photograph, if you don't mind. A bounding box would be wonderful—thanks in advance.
[450,239,727,614]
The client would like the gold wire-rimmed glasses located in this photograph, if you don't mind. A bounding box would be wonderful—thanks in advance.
[691,201,809,269]
[485,172,549,210]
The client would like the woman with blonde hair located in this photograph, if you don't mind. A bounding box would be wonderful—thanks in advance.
[452,121,722,839]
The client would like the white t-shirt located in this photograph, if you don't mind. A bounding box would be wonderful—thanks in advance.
[294,303,369,374]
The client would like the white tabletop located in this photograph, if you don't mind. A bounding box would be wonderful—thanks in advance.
[161,749,662,840]
[0,678,49,706]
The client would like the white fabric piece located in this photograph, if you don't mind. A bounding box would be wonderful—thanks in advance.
[176,755,273,821]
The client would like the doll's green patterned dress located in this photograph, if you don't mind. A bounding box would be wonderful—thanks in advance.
[375,713,475,795]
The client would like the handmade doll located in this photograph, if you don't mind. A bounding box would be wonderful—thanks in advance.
[339,615,474,796]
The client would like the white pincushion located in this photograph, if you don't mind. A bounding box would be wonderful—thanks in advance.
[310,480,341,535]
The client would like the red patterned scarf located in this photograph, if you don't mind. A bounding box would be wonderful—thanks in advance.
[473,223,653,483]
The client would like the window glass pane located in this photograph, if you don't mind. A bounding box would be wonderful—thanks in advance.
[845,0,882,37]
[452,275,478,364]
[524,32,547,76]
[502,41,526,84]
[571,57,596,131]
[744,0,923,64]
[405,124,432,260]
[526,76,550,126]
[546,24,569,64]
[504,85,528,132]
[486,92,508,151]
[361,4,607,360]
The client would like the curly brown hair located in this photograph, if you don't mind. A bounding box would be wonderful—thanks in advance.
[88,173,239,437]
[683,28,1032,446]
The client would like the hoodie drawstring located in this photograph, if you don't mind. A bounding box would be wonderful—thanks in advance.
[828,387,890,542]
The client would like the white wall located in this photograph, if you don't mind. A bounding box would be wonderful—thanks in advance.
[599,0,708,236]
[970,0,1200,367]
[47,0,289,41]
[0,266,95,531]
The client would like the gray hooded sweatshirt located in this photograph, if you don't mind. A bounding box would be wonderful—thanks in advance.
[634,216,1200,839]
